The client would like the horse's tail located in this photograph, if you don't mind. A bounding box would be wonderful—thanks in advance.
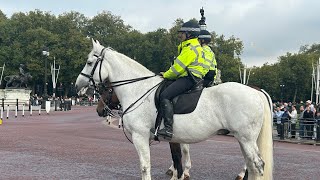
[257,89,273,180]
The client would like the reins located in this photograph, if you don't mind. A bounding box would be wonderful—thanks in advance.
[109,75,157,88]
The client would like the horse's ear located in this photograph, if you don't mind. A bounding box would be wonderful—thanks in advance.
[92,38,101,49]
[92,38,96,46]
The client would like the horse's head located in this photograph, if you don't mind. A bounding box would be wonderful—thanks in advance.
[96,82,120,117]
[75,39,110,95]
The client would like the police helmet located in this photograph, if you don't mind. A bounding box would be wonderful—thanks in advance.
[178,20,200,38]
[198,30,211,41]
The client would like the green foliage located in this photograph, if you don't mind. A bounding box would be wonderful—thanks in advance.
[248,63,280,100]
[212,34,244,82]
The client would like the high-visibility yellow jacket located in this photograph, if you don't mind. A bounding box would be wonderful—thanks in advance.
[163,38,209,79]
[202,45,218,79]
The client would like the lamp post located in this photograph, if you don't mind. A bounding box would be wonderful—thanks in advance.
[280,84,285,103]
[42,47,49,100]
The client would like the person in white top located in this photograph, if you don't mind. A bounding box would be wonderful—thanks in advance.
[288,105,298,138]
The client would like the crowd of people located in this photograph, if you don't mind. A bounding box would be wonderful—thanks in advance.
[273,100,319,139]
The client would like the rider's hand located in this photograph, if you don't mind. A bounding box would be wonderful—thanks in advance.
[159,72,164,77]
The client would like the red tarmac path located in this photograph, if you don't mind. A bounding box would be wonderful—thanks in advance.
[0,106,319,180]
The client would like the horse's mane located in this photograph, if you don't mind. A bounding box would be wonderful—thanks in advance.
[105,47,155,75]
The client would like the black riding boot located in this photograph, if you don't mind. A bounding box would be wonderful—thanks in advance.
[157,99,174,139]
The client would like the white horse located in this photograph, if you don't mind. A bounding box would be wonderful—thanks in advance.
[75,39,273,180]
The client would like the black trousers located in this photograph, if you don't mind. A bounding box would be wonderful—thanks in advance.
[160,76,196,101]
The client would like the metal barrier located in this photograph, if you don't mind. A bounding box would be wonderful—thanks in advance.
[273,117,320,143]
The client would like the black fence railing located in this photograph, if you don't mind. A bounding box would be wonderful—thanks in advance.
[273,117,320,143]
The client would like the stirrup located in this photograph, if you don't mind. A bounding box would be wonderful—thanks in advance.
[150,128,158,135]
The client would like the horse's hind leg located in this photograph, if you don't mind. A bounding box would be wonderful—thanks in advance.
[167,143,191,179]
[238,139,265,179]
[181,144,191,179]
[169,142,184,180]
[235,165,248,180]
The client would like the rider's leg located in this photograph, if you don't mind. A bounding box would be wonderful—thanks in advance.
[157,77,194,139]
[157,99,174,138]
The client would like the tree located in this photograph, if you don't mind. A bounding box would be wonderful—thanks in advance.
[248,63,280,100]
[85,11,131,49]
[211,34,244,82]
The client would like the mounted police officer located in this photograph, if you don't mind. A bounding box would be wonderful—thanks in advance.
[199,30,217,87]
[157,20,209,139]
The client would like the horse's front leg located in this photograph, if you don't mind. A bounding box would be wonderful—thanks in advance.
[132,132,152,180]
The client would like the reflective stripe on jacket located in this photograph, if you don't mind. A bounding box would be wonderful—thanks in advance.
[163,38,209,79]
[202,45,218,78]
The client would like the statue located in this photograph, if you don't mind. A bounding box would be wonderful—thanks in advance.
[4,64,32,88]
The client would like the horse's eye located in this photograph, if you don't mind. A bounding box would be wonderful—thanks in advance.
[87,61,93,66]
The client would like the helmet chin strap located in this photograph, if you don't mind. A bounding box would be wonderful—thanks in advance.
[185,32,193,40]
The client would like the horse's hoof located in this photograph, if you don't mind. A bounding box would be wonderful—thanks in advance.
[235,175,243,180]
[184,175,190,180]
[166,169,173,176]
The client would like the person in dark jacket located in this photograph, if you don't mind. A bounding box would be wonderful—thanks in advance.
[303,106,314,138]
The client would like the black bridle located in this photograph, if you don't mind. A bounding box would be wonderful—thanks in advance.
[80,47,107,93]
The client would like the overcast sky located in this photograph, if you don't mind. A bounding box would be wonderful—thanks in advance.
[1,0,319,67]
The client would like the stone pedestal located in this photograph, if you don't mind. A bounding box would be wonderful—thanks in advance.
[0,88,32,105]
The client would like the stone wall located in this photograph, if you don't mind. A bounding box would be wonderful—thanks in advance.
[0,89,32,105]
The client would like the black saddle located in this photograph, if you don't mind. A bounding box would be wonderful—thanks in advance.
[154,80,203,115]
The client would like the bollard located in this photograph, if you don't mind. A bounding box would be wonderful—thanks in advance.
[16,99,19,112]
[22,104,25,117]
[30,105,33,116]
[39,107,41,115]
[0,108,3,125]
[15,106,17,118]
[6,105,9,119]
[2,98,4,111]
[317,119,320,143]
